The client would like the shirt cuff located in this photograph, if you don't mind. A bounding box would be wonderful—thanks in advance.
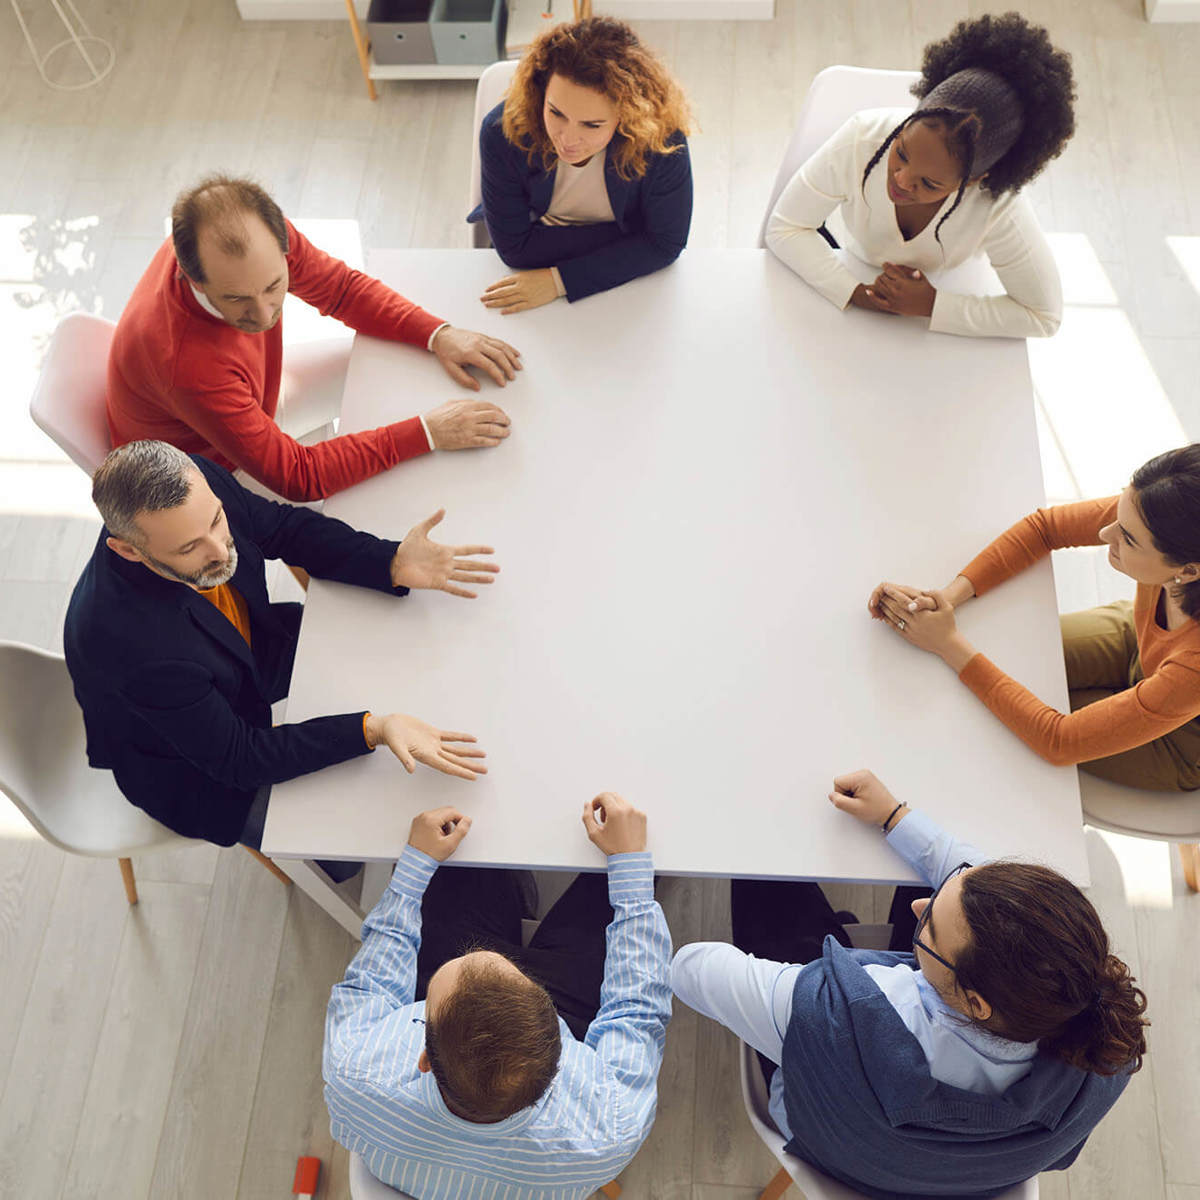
[426,322,451,353]
[550,267,566,298]
[885,807,941,860]
[607,851,654,903]
[391,843,439,900]
[418,413,435,451]
[362,712,373,749]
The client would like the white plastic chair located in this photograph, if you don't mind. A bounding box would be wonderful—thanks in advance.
[29,311,117,474]
[349,1153,415,1199]
[757,65,921,248]
[738,1040,1040,1199]
[0,640,291,903]
[468,59,520,249]
[1078,771,1200,892]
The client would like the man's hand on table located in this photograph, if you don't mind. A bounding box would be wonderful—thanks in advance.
[582,792,648,856]
[431,325,522,390]
[828,769,909,831]
[365,714,487,781]
[390,508,498,597]
[424,398,511,450]
[408,806,473,860]
[481,269,560,315]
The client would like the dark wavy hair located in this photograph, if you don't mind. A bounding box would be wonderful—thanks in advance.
[954,863,1148,1076]
[1132,444,1200,620]
[862,12,1076,243]
[502,17,691,180]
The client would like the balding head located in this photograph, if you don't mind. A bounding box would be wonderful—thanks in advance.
[172,174,290,333]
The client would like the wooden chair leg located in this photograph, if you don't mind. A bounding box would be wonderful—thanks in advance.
[118,856,138,905]
[759,1166,793,1200]
[1181,842,1199,893]
[598,1183,621,1199]
[287,564,310,591]
[343,0,378,101]
[244,846,294,888]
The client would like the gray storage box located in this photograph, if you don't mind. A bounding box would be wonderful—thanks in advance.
[368,0,436,65]
[429,0,505,65]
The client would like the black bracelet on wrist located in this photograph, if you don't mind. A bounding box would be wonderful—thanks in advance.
[881,802,904,833]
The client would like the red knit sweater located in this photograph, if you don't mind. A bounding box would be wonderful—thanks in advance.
[106,223,444,501]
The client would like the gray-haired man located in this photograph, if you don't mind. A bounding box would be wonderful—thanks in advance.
[64,441,495,851]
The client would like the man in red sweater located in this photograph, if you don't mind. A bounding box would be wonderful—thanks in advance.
[107,174,522,502]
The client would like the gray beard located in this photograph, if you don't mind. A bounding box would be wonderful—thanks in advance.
[146,537,239,589]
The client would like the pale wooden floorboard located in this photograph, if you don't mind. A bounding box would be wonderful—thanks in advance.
[0,856,131,1199]
[0,0,1198,1194]
[62,882,211,1200]
[237,887,356,1200]
[146,849,291,1200]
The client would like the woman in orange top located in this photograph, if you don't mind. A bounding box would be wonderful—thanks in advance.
[869,445,1200,790]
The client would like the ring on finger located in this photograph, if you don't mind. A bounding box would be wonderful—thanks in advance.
[897,618,906,631]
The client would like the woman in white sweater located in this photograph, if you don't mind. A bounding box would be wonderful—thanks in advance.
[767,13,1076,339]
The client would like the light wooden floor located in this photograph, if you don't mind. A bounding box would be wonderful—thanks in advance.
[1,0,1198,1196]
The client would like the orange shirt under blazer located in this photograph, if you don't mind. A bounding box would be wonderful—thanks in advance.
[958,497,1200,766]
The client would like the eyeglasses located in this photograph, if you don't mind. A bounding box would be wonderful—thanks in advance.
[912,862,972,976]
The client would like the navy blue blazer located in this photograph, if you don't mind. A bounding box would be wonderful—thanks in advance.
[63,456,407,846]
[470,102,693,302]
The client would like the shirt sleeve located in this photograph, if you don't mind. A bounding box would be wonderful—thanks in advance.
[958,650,1200,766]
[959,497,1118,597]
[324,846,437,1081]
[764,115,864,311]
[928,195,1063,339]
[285,222,445,347]
[885,808,989,887]
[584,852,673,1139]
[172,367,431,503]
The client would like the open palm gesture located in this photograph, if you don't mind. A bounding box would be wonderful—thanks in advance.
[390,508,498,598]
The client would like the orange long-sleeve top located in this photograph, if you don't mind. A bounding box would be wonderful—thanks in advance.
[107,222,444,502]
[955,496,1200,766]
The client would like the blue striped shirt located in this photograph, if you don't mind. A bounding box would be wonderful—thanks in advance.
[323,846,672,1198]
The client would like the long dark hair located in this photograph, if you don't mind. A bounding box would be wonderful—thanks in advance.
[861,108,980,246]
[1132,444,1200,620]
[954,863,1148,1076]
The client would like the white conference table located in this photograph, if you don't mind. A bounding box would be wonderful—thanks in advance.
[264,248,1085,931]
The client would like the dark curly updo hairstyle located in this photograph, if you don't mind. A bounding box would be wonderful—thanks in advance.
[1131,444,1200,621]
[953,863,1148,1077]
[862,12,1076,244]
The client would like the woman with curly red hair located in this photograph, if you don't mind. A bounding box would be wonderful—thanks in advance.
[767,12,1076,338]
[471,17,693,313]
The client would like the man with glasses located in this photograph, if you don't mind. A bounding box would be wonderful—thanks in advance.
[670,769,1134,1196]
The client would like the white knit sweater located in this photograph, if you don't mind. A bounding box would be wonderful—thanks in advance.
[766,108,1062,339]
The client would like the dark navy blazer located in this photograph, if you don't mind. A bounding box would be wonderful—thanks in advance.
[470,102,693,302]
[63,456,406,846]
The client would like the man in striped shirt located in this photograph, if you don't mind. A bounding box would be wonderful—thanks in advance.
[323,795,672,1198]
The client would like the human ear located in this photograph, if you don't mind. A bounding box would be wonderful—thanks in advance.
[105,535,144,564]
[964,988,992,1023]
[418,1049,431,1074]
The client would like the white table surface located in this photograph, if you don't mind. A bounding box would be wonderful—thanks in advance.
[264,249,1086,886]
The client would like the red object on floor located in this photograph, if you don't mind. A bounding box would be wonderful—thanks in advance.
[293,1155,321,1197]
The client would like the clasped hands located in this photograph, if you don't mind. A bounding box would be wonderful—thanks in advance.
[867,575,978,672]
[406,792,648,862]
[851,262,936,318]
